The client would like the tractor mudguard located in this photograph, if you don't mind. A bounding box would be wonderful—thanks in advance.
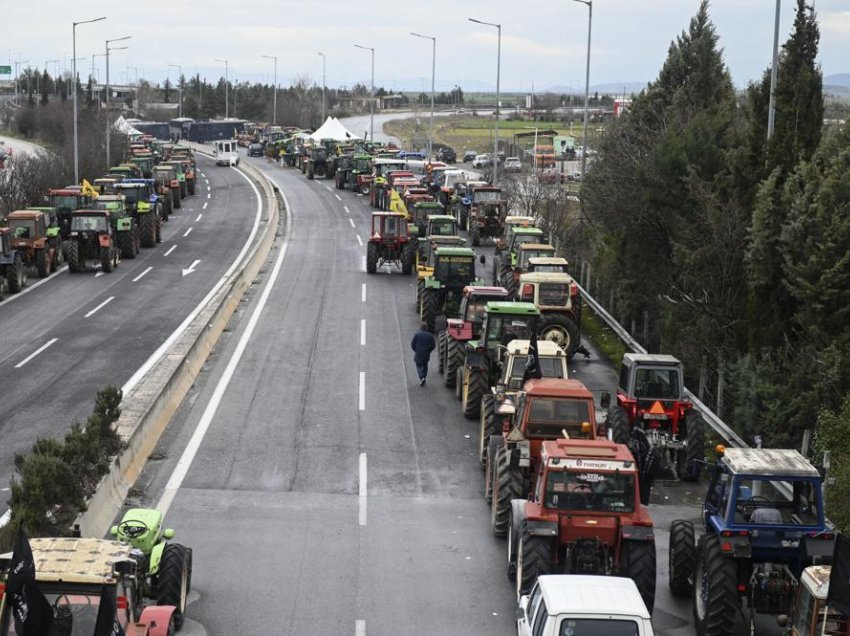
[424,277,443,290]
[464,349,487,371]
[446,318,470,340]
[98,235,112,248]
[149,541,167,575]
[621,525,655,541]
[526,519,558,537]
[138,201,151,213]
[116,218,133,231]
[138,605,176,636]
[46,227,60,238]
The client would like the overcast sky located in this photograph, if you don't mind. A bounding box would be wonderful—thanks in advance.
[6,1,849,93]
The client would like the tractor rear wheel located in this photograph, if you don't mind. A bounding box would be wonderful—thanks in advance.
[157,543,189,631]
[173,189,181,209]
[516,534,552,598]
[101,246,114,273]
[470,223,481,247]
[623,539,657,614]
[140,213,157,248]
[307,165,314,180]
[455,364,464,400]
[366,242,378,274]
[608,405,630,444]
[36,249,50,278]
[155,217,162,244]
[162,195,172,221]
[479,394,497,466]
[402,242,415,275]
[485,436,501,502]
[677,412,705,482]
[669,519,696,597]
[459,209,468,230]
[7,253,27,292]
[444,336,462,388]
[66,241,81,273]
[462,368,487,419]
[421,288,440,332]
[360,183,370,196]
[539,314,580,358]
[415,279,425,312]
[693,534,737,636]
[491,447,523,537]
[119,231,136,259]
[437,331,446,374]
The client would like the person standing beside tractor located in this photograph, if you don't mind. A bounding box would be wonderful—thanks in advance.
[411,322,436,386]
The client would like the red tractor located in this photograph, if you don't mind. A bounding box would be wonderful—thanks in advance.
[607,353,705,482]
[366,212,416,275]
[508,438,657,613]
[487,378,602,537]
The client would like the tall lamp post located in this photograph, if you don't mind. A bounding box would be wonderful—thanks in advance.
[215,58,229,118]
[45,58,59,98]
[767,0,781,140]
[468,18,501,184]
[73,15,106,185]
[168,63,183,118]
[410,32,436,159]
[573,0,592,178]
[261,55,277,124]
[106,35,130,168]
[354,44,374,141]
[318,52,326,122]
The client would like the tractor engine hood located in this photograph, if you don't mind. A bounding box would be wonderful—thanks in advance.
[559,514,619,546]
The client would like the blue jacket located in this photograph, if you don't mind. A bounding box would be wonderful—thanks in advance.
[411,330,436,364]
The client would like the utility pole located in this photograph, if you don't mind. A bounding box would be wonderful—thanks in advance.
[468,18,501,183]
[318,52,326,122]
[215,58,229,118]
[573,0,593,178]
[354,45,375,140]
[411,32,436,159]
[169,63,183,118]
[106,35,130,168]
[73,16,107,185]
[767,0,781,140]
[261,55,277,124]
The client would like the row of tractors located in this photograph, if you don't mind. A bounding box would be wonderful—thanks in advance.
[0,138,197,296]
[258,131,841,634]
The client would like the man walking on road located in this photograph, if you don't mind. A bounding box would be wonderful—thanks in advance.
[411,322,436,386]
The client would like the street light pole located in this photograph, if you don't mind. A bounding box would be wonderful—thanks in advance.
[468,18,501,184]
[318,52,326,122]
[215,58,229,118]
[169,63,183,118]
[73,15,106,185]
[354,45,374,140]
[261,55,277,124]
[573,0,592,178]
[411,32,436,159]
[106,36,130,168]
[767,0,781,140]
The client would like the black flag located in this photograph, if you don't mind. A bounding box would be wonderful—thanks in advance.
[522,329,544,384]
[828,533,850,617]
[7,529,53,636]
[93,584,125,636]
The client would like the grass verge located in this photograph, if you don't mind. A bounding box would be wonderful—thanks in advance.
[582,305,628,367]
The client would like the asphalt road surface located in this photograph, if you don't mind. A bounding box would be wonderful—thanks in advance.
[0,155,261,494]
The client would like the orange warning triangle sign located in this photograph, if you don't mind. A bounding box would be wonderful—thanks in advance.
[649,400,666,415]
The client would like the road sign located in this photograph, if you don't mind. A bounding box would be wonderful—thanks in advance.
[0,65,12,75]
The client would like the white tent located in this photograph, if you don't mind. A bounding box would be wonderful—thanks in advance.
[113,116,144,138]
[309,117,356,142]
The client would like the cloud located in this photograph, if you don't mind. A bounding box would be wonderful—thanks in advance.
[821,11,850,36]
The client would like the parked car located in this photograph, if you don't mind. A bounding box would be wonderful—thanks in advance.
[472,154,492,169]
[248,143,265,157]
[436,147,457,164]
[504,156,522,173]
[463,150,478,163]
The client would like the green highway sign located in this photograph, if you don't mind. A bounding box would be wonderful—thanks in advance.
[0,66,12,75]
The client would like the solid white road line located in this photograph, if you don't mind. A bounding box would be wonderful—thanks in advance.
[132,266,153,283]
[195,213,203,222]
[359,453,367,526]
[84,296,115,318]
[0,266,69,308]
[356,620,366,636]
[183,227,193,237]
[360,319,366,346]
[349,218,355,228]
[155,184,292,516]
[359,371,365,411]
[15,338,58,369]
[164,245,177,256]
[335,194,342,201]
[361,284,366,303]
[122,166,263,397]
[344,205,350,215]
[202,202,208,210]
[356,235,363,246]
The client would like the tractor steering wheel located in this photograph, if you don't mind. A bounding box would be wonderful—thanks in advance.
[737,495,771,517]
[118,519,150,539]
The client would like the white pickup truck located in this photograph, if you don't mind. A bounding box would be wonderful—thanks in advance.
[517,575,654,636]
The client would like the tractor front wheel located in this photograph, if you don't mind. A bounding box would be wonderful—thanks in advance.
[366,242,378,274]
[7,252,27,292]
[173,189,181,209]
[421,288,439,333]
[678,412,706,482]
[623,539,657,614]
[66,241,81,273]
[491,447,523,537]
[101,246,114,273]
[462,368,487,419]
[444,337,462,388]
[140,213,157,248]
[36,248,50,278]
[669,519,696,597]
[479,394,497,466]
[485,436,501,502]
[307,165,315,180]
[119,231,136,259]
[157,543,189,631]
[516,534,552,598]
[693,534,737,636]
[470,223,481,246]
[402,242,415,275]
[539,314,580,358]
[608,405,630,444]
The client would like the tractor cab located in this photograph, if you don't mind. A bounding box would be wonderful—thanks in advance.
[47,188,96,240]
[527,256,570,274]
[416,246,479,332]
[409,201,444,237]
[94,177,120,194]
[115,180,156,213]
[618,353,685,404]
[479,302,540,359]
[71,211,111,234]
[780,566,850,636]
[370,211,409,241]
[500,340,569,390]
[366,212,415,275]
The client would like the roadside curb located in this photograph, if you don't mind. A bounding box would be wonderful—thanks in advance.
[76,149,281,536]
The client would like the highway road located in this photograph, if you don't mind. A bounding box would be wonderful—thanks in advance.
[0,154,262,494]
[122,146,777,635]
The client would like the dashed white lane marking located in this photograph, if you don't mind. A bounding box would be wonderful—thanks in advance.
[359,372,365,411]
[356,235,363,246]
[361,256,366,271]
[349,218,355,228]
[195,213,203,222]
[84,296,115,318]
[202,202,208,210]
[360,319,366,346]
[359,453,367,526]
[183,227,193,237]
[164,245,177,256]
[361,284,366,302]
[207,192,211,199]
[344,205,350,215]
[325,185,333,192]
[132,266,153,283]
[15,338,58,368]
[356,620,365,636]
[95,272,104,278]
[335,194,342,201]
[155,182,291,516]
[0,509,10,527]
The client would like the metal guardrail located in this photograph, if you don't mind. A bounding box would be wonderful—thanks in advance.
[577,281,750,449]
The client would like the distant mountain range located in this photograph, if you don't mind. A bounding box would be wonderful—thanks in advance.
[825,74,850,88]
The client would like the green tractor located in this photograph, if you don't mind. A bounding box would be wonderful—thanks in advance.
[415,246,480,333]
[455,301,541,419]
[95,194,140,259]
[305,145,329,179]
[349,153,374,194]
[416,213,465,265]
[111,508,193,630]
[115,180,163,247]
[334,153,354,189]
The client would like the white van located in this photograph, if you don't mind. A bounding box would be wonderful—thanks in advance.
[214,140,239,166]
[517,575,654,636]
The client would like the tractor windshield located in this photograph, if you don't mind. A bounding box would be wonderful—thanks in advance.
[726,477,823,527]
[473,190,501,203]
[557,619,639,636]
[71,216,109,232]
[50,195,80,211]
[526,398,592,439]
[634,367,681,400]
[354,158,372,171]
[485,315,536,346]
[545,470,636,512]
[538,283,570,307]
[509,356,566,382]
[429,221,456,236]
[10,220,36,239]
[434,256,474,285]
[0,588,134,635]
[119,188,141,204]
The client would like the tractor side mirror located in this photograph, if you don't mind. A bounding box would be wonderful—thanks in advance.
[479,254,486,264]
[163,528,175,539]
[110,525,119,537]
[600,391,611,409]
